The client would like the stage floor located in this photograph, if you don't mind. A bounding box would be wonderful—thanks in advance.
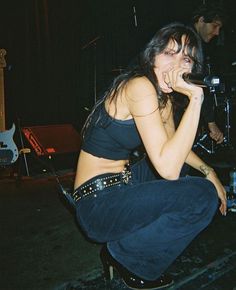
[1,146,236,290]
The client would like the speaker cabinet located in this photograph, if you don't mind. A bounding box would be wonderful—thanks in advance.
[22,124,81,156]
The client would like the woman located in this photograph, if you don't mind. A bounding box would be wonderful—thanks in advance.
[71,22,227,289]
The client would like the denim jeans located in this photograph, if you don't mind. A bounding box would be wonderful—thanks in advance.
[74,157,219,280]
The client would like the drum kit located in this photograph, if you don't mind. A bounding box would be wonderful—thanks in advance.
[194,62,236,160]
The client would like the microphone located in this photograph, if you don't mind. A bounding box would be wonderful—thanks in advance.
[182,73,220,87]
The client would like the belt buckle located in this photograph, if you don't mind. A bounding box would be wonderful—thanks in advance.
[121,166,131,184]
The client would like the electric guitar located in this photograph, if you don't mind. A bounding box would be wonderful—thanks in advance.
[0,49,19,165]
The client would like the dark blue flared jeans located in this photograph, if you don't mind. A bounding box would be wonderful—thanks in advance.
[75,157,218,280]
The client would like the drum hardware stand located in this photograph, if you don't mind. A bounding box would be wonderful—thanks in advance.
[223,96,232,147]
[194,85,219,154]
[194,133,216,154]
[193,59,220,154]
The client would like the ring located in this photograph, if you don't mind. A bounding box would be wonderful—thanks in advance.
[167,82,172,88]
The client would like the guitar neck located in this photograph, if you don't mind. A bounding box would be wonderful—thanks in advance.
[0,49,6,132]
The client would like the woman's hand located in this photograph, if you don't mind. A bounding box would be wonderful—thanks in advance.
[208,122,224,144]
[206,170,227,216]
[164,67,204,102]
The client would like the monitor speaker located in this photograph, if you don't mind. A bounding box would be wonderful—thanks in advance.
[22,124,81,156]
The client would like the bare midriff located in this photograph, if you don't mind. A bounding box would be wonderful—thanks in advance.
[74,150,129,190]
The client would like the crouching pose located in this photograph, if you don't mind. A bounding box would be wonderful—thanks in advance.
[70,22,226,289]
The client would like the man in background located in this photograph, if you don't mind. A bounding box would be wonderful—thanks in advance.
[192,2,227,144]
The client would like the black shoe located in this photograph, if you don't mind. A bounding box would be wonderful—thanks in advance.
[100,245,174,289]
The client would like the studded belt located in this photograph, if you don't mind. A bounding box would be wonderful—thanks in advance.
[72,165,132,202]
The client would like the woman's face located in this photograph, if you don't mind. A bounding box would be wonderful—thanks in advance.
[154,35,195,93]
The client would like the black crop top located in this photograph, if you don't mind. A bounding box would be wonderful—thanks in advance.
[81,103,142,160]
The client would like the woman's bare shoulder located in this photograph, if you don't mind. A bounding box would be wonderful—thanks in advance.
[128,76,154,89]
[125,76,157,101]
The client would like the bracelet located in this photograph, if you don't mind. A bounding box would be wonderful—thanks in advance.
[199,165,214,177]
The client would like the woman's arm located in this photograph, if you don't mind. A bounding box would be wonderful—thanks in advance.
[126,76,203,180]
[185,150,227,216]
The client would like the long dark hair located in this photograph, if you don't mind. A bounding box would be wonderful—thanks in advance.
[82,22,203,136]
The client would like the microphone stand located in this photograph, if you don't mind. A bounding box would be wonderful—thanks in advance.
[132,4,138,27]
[221,92,235,150]
[81,36,101,105]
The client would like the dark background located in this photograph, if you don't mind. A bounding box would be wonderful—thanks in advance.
[1,0,236,132]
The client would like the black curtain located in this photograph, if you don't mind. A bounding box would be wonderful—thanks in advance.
[1,0,235,132]
[1,0,83,128]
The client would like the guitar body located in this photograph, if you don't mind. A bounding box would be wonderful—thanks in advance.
[0,49,19,166]
[0,123,19,165]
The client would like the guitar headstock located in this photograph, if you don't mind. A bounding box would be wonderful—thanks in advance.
[0,49,6,69]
